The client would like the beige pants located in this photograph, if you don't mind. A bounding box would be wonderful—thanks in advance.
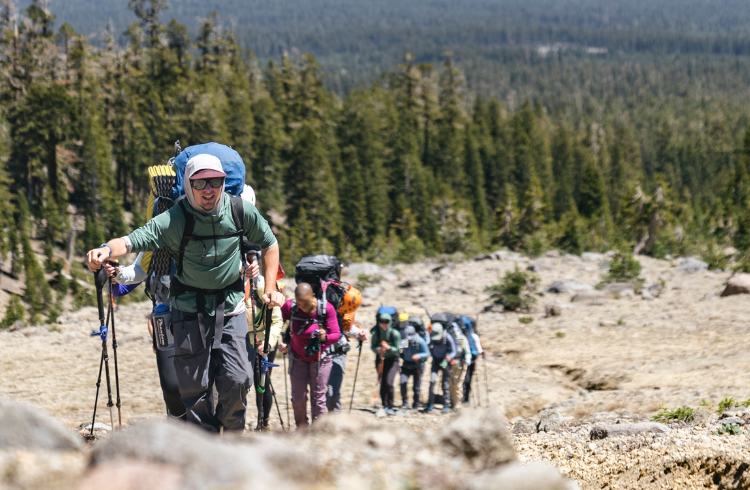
[449,364,465,409]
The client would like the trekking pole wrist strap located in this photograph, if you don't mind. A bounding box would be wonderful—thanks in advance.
[100,243,112,258]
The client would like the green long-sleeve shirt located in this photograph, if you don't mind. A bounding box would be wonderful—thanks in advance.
[127,194,277,315]
[371,326,401,359]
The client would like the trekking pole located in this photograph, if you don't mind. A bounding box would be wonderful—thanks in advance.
[283,352,290,428]
[257,297,279,431]
[107,271,122,428]
[90,268,115,437]
[269,379,286,431]
[348,339,363,413]
[482,353,489,407]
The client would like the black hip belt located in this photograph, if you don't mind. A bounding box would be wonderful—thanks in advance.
[171,277,244,350]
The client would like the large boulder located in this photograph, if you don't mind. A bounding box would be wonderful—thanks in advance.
[677,257,708,274]
[721,274,750,297]
[344,262,383,278]
[0,396,81,452]
[545,281,593,294]
[91,421,308,490]
[571,290,607,303]
[536,409,566,433]
[437,405,516,470]
[467,462,580,490]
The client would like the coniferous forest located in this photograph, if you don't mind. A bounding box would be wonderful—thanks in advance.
[1,0,750,323]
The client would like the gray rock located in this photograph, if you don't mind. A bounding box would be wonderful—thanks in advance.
[590,422,671,439]
[601,282,633,294]
[437,405,516,470]
[545,281,593,294]
[647,284,664,297]
[527,258,555,272]
[677,257,708,274]
[640,291,654,300]
[344,262,383,278]
[362,286,384,298]
[545,250,561,258]
[721,273,750,297]
[545,304,562,317]
[475,250,509,261]
[375,408,387,418]
[512,422,536,435]
[537,409,566,433]
[570,290,607,303]
[581,252,604,262]
[92,421,307,490]
[468,462,580,490]
[0,396,82,451]
[717,416,745,425]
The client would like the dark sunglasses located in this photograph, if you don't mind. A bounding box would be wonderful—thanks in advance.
[379,319,390,324]
[191,177,224,190]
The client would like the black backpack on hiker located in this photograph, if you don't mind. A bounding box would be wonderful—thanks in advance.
[430,312,469,362]
[290,254,351,355]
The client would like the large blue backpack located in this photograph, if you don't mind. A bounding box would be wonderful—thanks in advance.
[172,142,246,200]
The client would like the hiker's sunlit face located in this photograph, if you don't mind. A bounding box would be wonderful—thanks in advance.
[191,180,220,211]
[297,296,315,315]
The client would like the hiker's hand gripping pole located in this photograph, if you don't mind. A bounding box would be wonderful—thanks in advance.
[86,239,128,272]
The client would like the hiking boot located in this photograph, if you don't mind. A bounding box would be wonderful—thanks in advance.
[255,423,271,433]
[441,407,451,414]
[452,406,461,412]
[402,403,411,410]
[384,408,397,416]
[424,405,434,412]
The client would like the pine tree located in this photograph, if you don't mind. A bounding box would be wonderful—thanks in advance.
[285,121,341,257]
[550,124,577,220]
[464,123,489,242]
[17,193,50,323]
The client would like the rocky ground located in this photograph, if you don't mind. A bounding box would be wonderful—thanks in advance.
[1,251,750,489]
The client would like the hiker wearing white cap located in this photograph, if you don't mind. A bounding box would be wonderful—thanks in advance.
[86,153,284,432]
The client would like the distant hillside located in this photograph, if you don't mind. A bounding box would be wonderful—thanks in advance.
[18,0,750,95]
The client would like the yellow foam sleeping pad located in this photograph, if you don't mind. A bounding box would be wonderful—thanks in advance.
[142,165,176,276]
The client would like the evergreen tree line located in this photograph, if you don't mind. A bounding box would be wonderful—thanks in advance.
[1,1,749,325]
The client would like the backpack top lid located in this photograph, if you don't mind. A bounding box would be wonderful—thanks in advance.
[172,142,246,200]
[295,255,343,289]
[377,306,398,318]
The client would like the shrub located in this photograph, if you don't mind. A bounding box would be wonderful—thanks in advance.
[486,267,539,312]
[518,316,534,324]
[601,248,643,289]
[1,294,26,329]
[651,405,695,423]
[718,397,739,414]
[715,423,743,435]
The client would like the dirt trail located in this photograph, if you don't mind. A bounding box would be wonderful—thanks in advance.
[1,252,749,489]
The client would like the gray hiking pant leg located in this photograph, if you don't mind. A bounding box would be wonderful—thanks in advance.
[173,310,252,432]
[173,309,217,431]
[214,313,252,431]
[326,354,346,412]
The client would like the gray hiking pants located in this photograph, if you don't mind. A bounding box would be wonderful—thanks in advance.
[326,354,347,412]
[428,361,452,408]
[172,309,252,432]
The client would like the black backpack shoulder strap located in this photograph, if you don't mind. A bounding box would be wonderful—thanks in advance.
[229,194,248,261]
[177,200,195,277]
